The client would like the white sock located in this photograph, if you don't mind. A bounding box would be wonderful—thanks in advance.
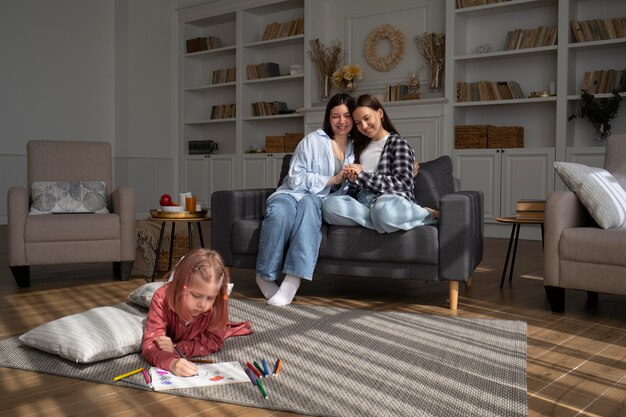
[267,275,301,306]
[256,274,279,300]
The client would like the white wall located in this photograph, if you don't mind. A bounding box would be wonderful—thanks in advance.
[0,0,176,223]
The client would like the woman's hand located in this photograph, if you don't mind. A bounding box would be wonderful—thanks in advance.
[413,161,420,176]
[328,170,345,186]
[343,163,362,182]
[155,335,174,352]
[169,358,198,377]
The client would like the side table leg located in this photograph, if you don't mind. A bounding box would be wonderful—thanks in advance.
[500,223,516,288]
[197,222,205,248]
[188,222,193,252]
[168,223,176,271]
[508,224,521,284]
[152,222,166,282]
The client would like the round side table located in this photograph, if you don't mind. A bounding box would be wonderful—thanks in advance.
[147,213,210,281]
[496,216,544,288]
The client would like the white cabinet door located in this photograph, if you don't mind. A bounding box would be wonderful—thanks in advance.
[241,153,286,189]
[183,155,235,210]
[453,149,501,220]
[454,147,555,221]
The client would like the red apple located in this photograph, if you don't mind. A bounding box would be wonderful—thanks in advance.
[159,194,172,206]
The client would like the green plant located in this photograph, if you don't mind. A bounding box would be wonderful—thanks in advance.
[568,90,622,139]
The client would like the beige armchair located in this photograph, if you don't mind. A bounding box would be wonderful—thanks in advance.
[7,140,136,287]
[544,135,626,312]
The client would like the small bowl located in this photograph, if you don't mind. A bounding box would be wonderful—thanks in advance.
[160,205,183,212]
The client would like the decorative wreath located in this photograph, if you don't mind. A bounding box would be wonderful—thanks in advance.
[363,24,406,72]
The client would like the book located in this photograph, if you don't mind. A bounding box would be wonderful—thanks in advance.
[516,199,546,212]
[149,361,249,391]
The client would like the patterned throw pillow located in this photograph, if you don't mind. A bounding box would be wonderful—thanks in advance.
[554,162,626,229]
[19,306,144,363]
[29,181,109,214]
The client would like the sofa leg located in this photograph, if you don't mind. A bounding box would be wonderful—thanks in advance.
[587,291,599,305]
[10,266,30,288]
[448,281,459,310]
[466,276,473,288]
[544,286,565,313]
[113,262,133,281]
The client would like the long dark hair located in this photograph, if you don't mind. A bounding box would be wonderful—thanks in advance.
[322,93,356,139]
[352,94,400,163]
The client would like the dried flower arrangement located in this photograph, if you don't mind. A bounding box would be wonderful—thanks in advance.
[363,24,405,72]
[308,39,342,98]
[331,64,363,92]
[414,33,446,90]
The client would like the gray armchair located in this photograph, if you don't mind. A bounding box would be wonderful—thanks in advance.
[7,140,136,287]
[212,155,483,310]
[544,135,626,312]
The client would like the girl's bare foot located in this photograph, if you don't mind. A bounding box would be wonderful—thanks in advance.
[426,207,440,219]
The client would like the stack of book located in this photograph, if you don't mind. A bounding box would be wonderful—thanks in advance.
[250,101,291,117]
[387,84,416,102]
[456,0,511,9]
[503,25,557,50]
[262,17,304,41]
[456,80,525,102]
[580,69,626,94]
[246,63,280,80]
[185,36,222,53]
[212,67,236,85]
[570,17,626,43]
[515,199,545,220]
[210,104,236,120]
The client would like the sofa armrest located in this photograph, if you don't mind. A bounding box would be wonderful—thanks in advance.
[211,188,274,265]
[438,191,484,282]
[8,186,29,266]
[544,190,595,286]
[111,185,136,261]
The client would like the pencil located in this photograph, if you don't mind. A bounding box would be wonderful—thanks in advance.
[246,361,262,378]
[256,378,268,399]
[275,359,283,376]
[272,358,280,376]
[190,359,214,364]
[253,360,265,377]
[173,344,189,361]
[262,358,270,377]
[142,368,151,385]
[113,367,144,382]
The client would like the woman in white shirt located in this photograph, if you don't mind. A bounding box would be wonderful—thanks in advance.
[255,93,355,306]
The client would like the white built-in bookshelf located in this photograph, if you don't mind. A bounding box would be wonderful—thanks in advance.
[446,0,626,230]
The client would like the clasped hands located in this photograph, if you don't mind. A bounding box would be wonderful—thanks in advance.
[338,160,420,183]
[155,335,198,377]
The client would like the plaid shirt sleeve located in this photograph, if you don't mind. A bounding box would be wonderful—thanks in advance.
[355,133,416,202]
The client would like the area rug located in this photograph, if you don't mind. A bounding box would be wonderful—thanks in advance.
[0,299,527,417]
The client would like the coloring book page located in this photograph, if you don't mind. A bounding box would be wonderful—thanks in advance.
[149,361,249,391]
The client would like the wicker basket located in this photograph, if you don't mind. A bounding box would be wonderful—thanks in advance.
[157,235,189,272]
[265,135,285,152]
[284,132,303,153]
[488,126,524,148]
[455,125,489,148]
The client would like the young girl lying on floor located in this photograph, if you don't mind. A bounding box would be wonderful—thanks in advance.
[141,249,251,376]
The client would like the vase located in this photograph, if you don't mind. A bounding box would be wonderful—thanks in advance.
[430,62,442,92]
[320,75,332,102]
[594,124,609,146]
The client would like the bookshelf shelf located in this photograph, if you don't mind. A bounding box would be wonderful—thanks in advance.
[453,96,556,107]
[184,82,236,92]
[454,45,556,62]
[242,34,305,49]
[185,45,236,58]
[568,37,626,51]
[185,118,236,125]
[242,74,303,85]
[454,0,557,17]
[242,113,304,122]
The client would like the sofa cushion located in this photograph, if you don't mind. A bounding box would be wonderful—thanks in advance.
[554,162,626,229]
[413,156,455,210]
[29,181,109,214]
[320,225,439,264]
[560,227,626,266]
[25,212,121,242]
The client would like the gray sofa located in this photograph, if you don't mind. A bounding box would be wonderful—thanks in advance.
[544,135,626,312]
[212,155,483,309]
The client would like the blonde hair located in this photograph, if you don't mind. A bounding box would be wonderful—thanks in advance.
[164,249,229,327]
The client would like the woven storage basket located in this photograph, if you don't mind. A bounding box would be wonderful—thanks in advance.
[488,126,524,148]
[455,125,489,148]
[157,235,189,272]
[284,132,303,153]
[265,135,284,153]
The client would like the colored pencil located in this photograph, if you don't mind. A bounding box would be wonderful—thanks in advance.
[246,361,262,378]
[272,358,280,376]
[253,360,265,377]
[256,378,268,399]
[244,367,258,386]
[113,367,144,382]
[275,358,283,376]
[142,368,151,385]
[262,358,270,376]
[173,344,189,361]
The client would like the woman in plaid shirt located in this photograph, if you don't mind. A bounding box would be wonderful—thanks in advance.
[322,94,438,233]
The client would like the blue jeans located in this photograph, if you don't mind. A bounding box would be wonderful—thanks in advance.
[322,190,435,233]
[256,193,323,281]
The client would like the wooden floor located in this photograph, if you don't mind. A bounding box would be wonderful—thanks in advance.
[0,224,624,417]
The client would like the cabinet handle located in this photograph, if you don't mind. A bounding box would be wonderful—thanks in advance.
[501,149,505,153]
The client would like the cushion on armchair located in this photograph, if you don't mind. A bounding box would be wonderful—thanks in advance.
[413,156,455,210]
[29,181,109,214]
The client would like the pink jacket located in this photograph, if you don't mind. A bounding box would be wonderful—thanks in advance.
[141,284,252,370]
